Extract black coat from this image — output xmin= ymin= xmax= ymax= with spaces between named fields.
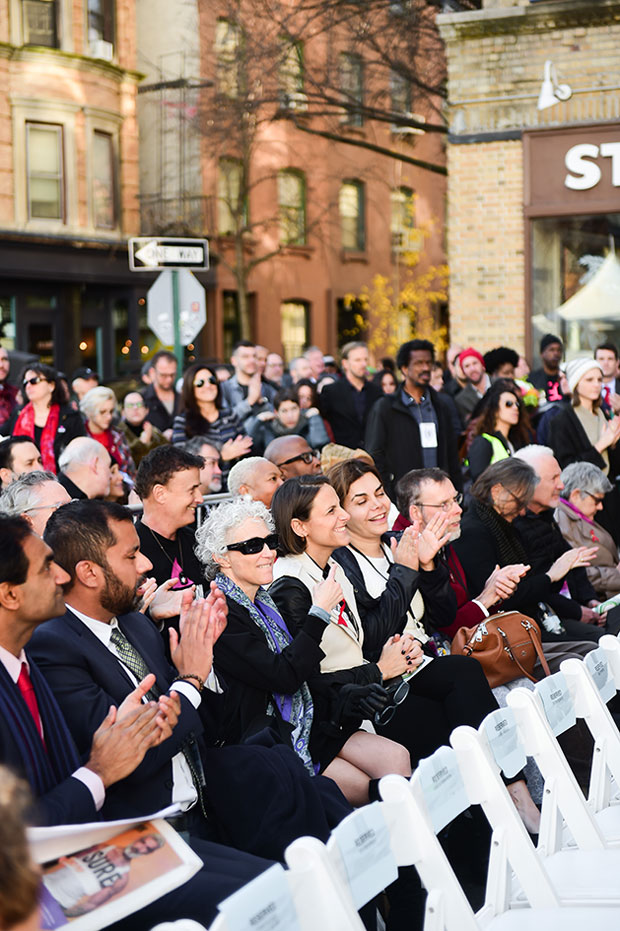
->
xmin=9 ymin=403 xmax=87 ymax=470
xmin=141 ymin=383 xmax=181 ymax=433
xmin=331 ymin=544 xmax=457 ymax=639
xmin=547 ymin=404 xmax=620 ymax=474
xmin=513 ymin=508 xmax=597 ymax=619
xmin=365 ymin=387 xmax=462 ymax=497
xmin=319 ymin=377 xmax=382 ymax=449
xmin=453 ymin=504 xmax=555 ymax=619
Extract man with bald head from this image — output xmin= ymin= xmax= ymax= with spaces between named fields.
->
xmin=57 ymin=437 xmax=112 ymax=500
xmin=264 ymin=435 xmax=321 ymax=479
xmin=227 ymin=456 xmax=283 ymax=507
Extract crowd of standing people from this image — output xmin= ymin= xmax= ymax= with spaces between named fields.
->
xmin=0 ymin=331 xmax=619 ymax=930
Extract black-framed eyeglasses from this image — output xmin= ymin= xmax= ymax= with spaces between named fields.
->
xmin=417 ymin=492 xmax=463 ymax=511
xmin=194 ymin=376 xmax=218 ymax=389
xmin=276 ymin=449 xmax=320 ymax=467
xmin=23 ymin=376 xmax=47 ymax=388
xmin=374 ymin=677 xmax=410 ymax=726
xmin=226 ymin=533 xmax=279 ymax=555
xmin=587 ymin=492 xmax=605 ymax=505
xmin=500 ymin=484 xmax=527 ymax=511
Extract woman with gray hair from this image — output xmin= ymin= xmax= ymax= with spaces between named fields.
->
xmin=80 ymin=386 xmax=135 ymax=479
xmin=556 ymin=462 xmax=620 ymax=599
xmin=195 ymin=496 xmax=412 ymax=806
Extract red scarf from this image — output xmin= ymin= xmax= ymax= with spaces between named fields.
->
xmin=13 ymin=403 xmax=60 ymax=473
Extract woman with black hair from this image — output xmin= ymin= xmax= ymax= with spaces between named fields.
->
xmin=171 ymin=361 xmax=251 ymax=484
xmin=10 ymin=362 xmax=85 ymax=473
xmin=467 ymin=379 xmax=532 ymax=480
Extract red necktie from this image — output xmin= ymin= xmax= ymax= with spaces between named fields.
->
xmin=17 ymin=662 xmax=45 ymax=744
xmin=603 ymin=385 xmax=611 ymax=404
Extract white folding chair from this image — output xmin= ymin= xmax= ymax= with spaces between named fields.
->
xmin=208 ymin=840 xmax=364 ymax=931
xmin=379 ymin=755 xmax=620 ymax=931
xmin=559 ymin=645 xmax=620 ymax=840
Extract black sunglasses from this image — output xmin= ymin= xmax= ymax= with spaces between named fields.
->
xmin=194 ymin=376 xmax=219 ymax=388
xmin=23 ymin=375 xmax=47 ymax=388
xmin=277 ymin=449 xmax=320 ymax=467
xmin=226 ymin=533 xmax=279 ymax=555
xmin=374 ymin=676 xmax=410 ymax=726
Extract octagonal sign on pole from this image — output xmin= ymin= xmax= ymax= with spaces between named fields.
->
xmin=147 ymin=269 xmax=206 ymax=364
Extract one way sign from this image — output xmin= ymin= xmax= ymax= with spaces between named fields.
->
xmin=129 ymin=237 xmax=209 ymax=271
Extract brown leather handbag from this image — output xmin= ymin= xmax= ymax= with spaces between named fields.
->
xmin=451 ymin=611 xmax=551 ymax=688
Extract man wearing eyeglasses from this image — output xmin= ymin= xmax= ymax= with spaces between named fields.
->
xmin=264 ymin=435 xmax=322 ymax=480
xmin=396 ymin=467 xmax=528 ymax=639
xmin=0 ymin=470 xmax=71 ymax=536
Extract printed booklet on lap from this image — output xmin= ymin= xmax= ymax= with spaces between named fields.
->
xmin=28 ymin=808 xmax=202 ymax=931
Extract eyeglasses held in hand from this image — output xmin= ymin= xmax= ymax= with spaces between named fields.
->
xmin=226 ymin=533 xmax=279 ymax=555
xmin=276 ymin=449 xmax=320 ymax=467
xmin=374 ymin=676 xmax=410 ymax=726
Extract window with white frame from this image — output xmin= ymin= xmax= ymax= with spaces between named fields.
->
xmin=22 ymin=0 xmax=58 ymax=47
xmin=92 ymin=131 xmax=116 ymax=228
xmin=27 ymin=122 xmax=64 ymax=220
xmin=278 ymin=170 xmax=306 ymax=245
xmin=218 ymin=157 xmax=246 ymax=235
xmin=339 ymin=180 xmax=365 ymax=251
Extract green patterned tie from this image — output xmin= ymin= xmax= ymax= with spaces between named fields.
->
xmin=110 ymin=626 xmax=160 ymax=700
xmin=110 ymin=624 xmax=208 ymax=818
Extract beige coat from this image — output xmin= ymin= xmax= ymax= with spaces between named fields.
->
xmin=271 ymin=552 xmax=367 ymax=674
xmin=555 ymin=498 xmax=620 ymax=600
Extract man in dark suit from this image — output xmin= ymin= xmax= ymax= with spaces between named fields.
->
xmin=0 ymin=513 xmax=271 ymax=929
xmin=319 ymin=341 xmax=382 ymax=448
xmin=30 ymin=500 xmax=352 ymax=862
xmin=365 ymin=339 xmax=462 ymax=497
xmin=595 ymin=342 xmax=620 ymax=414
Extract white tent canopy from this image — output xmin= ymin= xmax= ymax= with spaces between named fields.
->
xmin=557 ymin=250 xmax=620 ymax=321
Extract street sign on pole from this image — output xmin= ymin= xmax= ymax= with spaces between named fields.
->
xmin=147 ymin=269 xmax=206 ymax=369
xmin=129 ymin=237 xmax=209 ymax=271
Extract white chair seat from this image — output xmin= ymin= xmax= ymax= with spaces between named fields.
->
xmin=511 ymin=848 xmax=620 ymax=905
xmin=486 ymin=907 xmax=620 ymax=931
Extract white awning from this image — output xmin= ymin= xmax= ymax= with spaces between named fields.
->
xmin=557 ymin=250 xmax=620 ymax=321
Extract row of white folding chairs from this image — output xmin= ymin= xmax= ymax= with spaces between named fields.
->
xmin=176 ymin=633 xmax=620 ymax=931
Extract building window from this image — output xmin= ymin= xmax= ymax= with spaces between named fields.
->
xmin=22 ymin=0 xmax=58 ymax=47
xmin=390 ymin=70 xmax=411 ymax=117
xmin=92 ymin=131 xmax=116 ymax=228
xmin=390 ymin=186 xmax=415 ymax=252
xmin=215 ymin=19 xmax=242 ymax=98
xmin=278 ymin=170 xmax=306 ymax=246
xmin=340 ymin=53 xmax=364 ymax=127
xmin=26 ymin=123 xmax=64 ymax=221
xmin=281 ymin=302 xmax=309 ymax=361
xmin=279 ymin=40 xmax=305 ymax=108
xmin=218 ymin=158 xmax=246 ymax=235
xmin=339 ymin=180 xmax=365 ymax=251
xmin=87 ymin=0 xmax=114 ymax=42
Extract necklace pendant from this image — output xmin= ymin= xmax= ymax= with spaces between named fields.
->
xmin=178 ymin=573 xmax=188 ymax=586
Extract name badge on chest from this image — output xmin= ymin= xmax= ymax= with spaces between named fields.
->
xmin=420 ymin=421 xmax=438 ymax=448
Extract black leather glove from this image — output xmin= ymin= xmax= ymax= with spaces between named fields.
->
xmin=333 ymin=683 xmax=391 ymax=727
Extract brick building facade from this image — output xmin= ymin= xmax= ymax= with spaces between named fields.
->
xmin=438 ymin=0 xmax=620 ymax=362
xmin=0 ymin=0 xmax=157 ymax=378
xmin=136 ymin=0 xmax=447 ymax=363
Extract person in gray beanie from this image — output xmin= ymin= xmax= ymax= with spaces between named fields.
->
xmin=548 ymin=355 xmax=620 ymax=543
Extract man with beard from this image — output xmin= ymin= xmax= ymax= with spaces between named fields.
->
xmin=28 ymin=501 xmax=354 ymax=873
xmin=365 ymin=340 xmax=462 ymax=498
xmin=395 ymin=467 xmax=527 ymax=638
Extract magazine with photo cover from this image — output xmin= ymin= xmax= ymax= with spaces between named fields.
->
xmin=33 ymin=817 xmax=202 ymax=931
